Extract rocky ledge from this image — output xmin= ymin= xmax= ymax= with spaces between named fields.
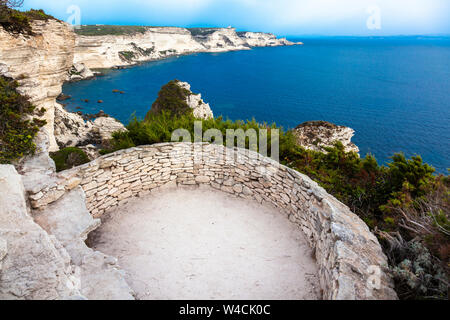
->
xmin=293 ymin=121 xmax=360 ymax=154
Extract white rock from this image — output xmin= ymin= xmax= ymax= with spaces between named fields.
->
xmin=0 ymin=165 xmax=80 ymax=300
xmin=176 ymin=81 xmax=214 ymax=120
xmin=293 ymin=121 xmax=360 ymax=154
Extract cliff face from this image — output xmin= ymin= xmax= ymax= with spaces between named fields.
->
xmin=0 ymin=20 xmax=76 ymax=152
xmin=293 ymin=121 xmax=360 ymax=154
xmin=74 ymin=27 xmax=299 ymax=70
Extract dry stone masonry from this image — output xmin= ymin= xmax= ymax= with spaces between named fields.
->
xmin=29 ymin=142 xmax=398 ymax=300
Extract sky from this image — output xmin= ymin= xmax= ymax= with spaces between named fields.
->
xmin=22 ymin=0 xmax=450 ymax=36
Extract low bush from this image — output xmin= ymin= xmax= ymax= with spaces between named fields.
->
xmin=50 ymin=147 xmax=90 ymax=172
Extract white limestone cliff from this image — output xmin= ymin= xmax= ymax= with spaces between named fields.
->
xmin=0 ymin=20 xmax=76 ymax=152
xmin=74 ymin=27 xmax=300 ymax=71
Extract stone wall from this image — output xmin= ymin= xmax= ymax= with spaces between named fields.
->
xmin=29 ymin=142 xmax=397 ymax=300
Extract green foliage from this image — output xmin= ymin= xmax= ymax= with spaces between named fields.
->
xmin=50 ymin=147 xmax=90 ymax=172
xmin=0 ymin=6 xmax=55 ymax=34
xmin=0 ymin=76 xmax=46 ymax=164
xmin=74 ymin=25 xmax=150 ymax=36
xmin=145 ymin=80 xmax=193 ymax=118
xmin=119 ymin=51 xmax=136 ymax=62
xmin=390 ymin=240 xmax=448 ymax=300
xmin=103 ymin=111 xmax=294 ymax=158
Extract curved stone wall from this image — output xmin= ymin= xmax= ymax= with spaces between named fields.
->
xmin=31 ymin=142 xmax=397 ymax=300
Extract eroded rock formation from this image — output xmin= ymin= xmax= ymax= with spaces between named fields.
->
xmin=293 ymin=121 xmax=360 ymax=154
xmin=0 ymin=165 xmax=81 ymax=299
xmin=54 ymin=104 xmax=126 ymax=150
xmin=177 ymin=81 xmax=214 ymax=119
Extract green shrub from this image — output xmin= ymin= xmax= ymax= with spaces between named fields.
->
xmin=0 ymin=6 xmax=55 ymax=34
xmin=146 ymin=80 xmax=192 ymax=118
xmin=119 ymin=51 xmax=136 ymax=62
xmin=50 ymin=147 xmax=90 ymax=172
xmin=75 ymin=25 xmax=150 ymax=36
xmin=0 ymin=76 xmax=46 ymax=164
xmin=385 ymin=238 xmax=448 ymax=300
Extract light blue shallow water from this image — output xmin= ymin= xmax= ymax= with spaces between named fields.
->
xmin=62 ymin=37 xmax=450 ymax=173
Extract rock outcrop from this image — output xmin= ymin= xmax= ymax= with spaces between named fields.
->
xmin=74 ymin=27 xmax=299 ymax=70
xmin=0 ymin=20 xmax=76 ymax=152
xmin=33 ymin=187 xmax=135 ymax=299
xmin=293 ymin=121 xmax=360 ymax=154
xmin=68 ymin=62 xmax=95 ymax=81
xmin=176 ymin=81 xmax=214 ymax=119
xmin=238 ymin=31 xmax=302 ymax=46
xmin=54 ymin=104 xmax=126 ymax=150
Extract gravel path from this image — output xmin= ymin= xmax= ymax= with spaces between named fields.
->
xmin=91 ymin=187 xmax=321 ymax=300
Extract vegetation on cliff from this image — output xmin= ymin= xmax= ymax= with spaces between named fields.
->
xmin=0 ymin=76 xmax=46 ymax=164
xmin=0 ymin=1 xmax=55 ymax=34
xmin=145 ymin=80 xmax=193 ymax=118
xmin=103 ymin=80 xmax=449 ymax=299
xmin=74 ymin=25 xmax=150 ymax=36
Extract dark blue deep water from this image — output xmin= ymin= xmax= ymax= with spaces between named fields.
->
xmin=62 ymin=37 xmax=450 ymax=173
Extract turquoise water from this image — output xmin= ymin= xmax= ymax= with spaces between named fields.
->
xmin=62 ymin=37 xmax=450 ymax=173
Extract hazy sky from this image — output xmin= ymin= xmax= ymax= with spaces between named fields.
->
xmin=23 ymin=0 xmax=450 ymax=36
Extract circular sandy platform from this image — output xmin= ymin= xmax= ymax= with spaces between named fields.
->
xmin=90 ymin=187 xmax=321 ymax=300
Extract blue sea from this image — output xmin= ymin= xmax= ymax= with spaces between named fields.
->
xmin=62 ymin=37 xmax=450 ymax=173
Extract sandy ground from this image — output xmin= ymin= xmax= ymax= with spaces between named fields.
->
xmin=91 ymin=187 xmax=321 ymax=300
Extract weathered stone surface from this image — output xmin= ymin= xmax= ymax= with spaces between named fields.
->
xmin=32 ymin=187 xmax=134 ymax=300
xmin=79 ymin=252 xmax=135 ymax=300
xmin=0 ymin=165 xmax=80 ymax=300
xmin=293 ymin=121 xmax=360 ymax=154
xmin=54 ymin=104 xmax=126 ymax=151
